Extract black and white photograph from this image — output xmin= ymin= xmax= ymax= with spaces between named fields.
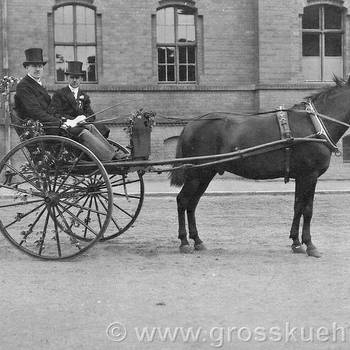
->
xmin=1 ymin=0 xmax=350 ymax=349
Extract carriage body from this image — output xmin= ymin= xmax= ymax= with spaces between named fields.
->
xmin=0 ymin=91 xmax=148 ymax=260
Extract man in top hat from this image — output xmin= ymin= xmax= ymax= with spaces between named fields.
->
xmin=48 ymin=61 xmax=118 ymax=161
xmin=15 ymin=48 xmax=65 ymax=134
xmin=48 ymin=61 xmax=110 ymax=138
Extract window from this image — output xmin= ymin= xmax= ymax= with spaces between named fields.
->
xmin=156 ymin=5 xmax=197 ymax=83
xmin=54 ymin=4 xmax=97 ymax=82
xmin=302 ymin=4 xmax=343 ymax=81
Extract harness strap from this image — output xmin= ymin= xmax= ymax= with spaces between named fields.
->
xmin=276 ymin=107 xmax=292 ymax=183
xmin=304 ymin=100 xmax=340 ymax=153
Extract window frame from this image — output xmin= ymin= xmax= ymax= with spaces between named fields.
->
xmin=156 ymin=3 xmax=198 ymax=84
xmin=53 ymin=2 xmax=98 ymax=83
xmin=302 ymin=3 xmax=344 ymax=81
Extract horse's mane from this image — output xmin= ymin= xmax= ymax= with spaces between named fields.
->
xmin=307 ymin=75 xmax=350 ymax=102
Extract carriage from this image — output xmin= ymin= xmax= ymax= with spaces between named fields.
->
xmin=1 ymin=76 xmax=350 ymax=260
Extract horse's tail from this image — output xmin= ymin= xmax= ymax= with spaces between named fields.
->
xmin=169 ymin=132 xmax=185 ymax=187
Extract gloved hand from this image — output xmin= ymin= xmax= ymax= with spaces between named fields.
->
xmin=61 ymin=115 xmax=87 ymax=129
xmin=62 ymin=119 xmax=78 ymax=129
xmin=75 ymin=115 xmax=87 ymax=125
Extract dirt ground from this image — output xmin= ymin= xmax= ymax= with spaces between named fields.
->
xmin=1 ymin=193 xmax=350 ymax=350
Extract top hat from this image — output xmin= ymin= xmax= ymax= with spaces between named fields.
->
xmin=65 ymin=61 xmax=85 ymax=76
xmin=23 ymin=48 xmax=47 ymax=67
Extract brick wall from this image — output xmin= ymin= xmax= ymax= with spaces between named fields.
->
xmin=1 ymin=0 xmax=350 ymax=178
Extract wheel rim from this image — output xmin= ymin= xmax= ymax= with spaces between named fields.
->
xmin=0 ymin=136 xmax=113 ymax=260
xmin=99 ymin=140 xmax=144 ymax=241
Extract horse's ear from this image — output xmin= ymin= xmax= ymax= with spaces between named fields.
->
xmin=333 ymin=74 xmax=343 ymax=86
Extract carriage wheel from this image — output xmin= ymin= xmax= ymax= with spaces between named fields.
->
xmin=97 ymin=140 xmax=144 ymax=241
xmin=0 ymin=136 xmax=113 ymax=260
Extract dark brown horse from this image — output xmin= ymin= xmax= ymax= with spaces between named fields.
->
xmin=170 ymin=77 xmax=350 ymax=258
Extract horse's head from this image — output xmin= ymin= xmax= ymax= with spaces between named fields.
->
xmin=309 ymin=75 xmax=350 ymax=117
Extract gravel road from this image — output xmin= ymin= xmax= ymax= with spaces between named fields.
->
xmin=1 ymin=193 xmax=349 ymax=349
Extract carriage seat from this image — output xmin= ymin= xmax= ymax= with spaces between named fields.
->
xmin=7 ymin=92 xmax=25 ymax=137
xmin=130 ymin=113 xmax=152 ymax=160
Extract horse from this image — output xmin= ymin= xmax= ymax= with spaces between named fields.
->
xmin=169 ymin=76 xmax=350 ymax=258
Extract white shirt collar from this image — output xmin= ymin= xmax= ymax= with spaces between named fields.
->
xmin=28 ymin=74 xmax=42 ymax=85
xmin=69 ymin=85 xmax=79 ymax=99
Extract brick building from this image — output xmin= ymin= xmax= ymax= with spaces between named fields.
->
xmin=1 ymin=0 xmax=350 ymax=171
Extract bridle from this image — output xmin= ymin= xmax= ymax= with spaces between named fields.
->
xmin=303 ymin=100 xmax=350 ymax=154
xmin=304 ymin=100 xmax=350 ymax=129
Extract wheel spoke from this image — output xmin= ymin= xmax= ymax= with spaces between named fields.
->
xmin=57 ymin=203 xmax=100 ymax=237
xmin=0 ymin=183 xmax=43 ymax=197
xmin=38 ymin=210 xmax=50 ymax=255
xmin=97 ymin=195 xmax=122 ymax=231
xmin=93 ymin=196 xmax=103 ymax=230
xmin=51 ymin=206 xmax=62 ymax=257
xmin=54 ymin=152 xmax=88 ymax=192
xmin=100 ymin=192 xmax=134 ymax=218
xmin=112 ymin=192 xmax=141 ymax=200
xmin=6 ymin=202 xmax=45 ymax=230
xmin=58 ymin=198 xmax=108 ymax=216
xmin=0 ymin=199 xmax=43 ymax=209
xmin=82 ymin=196 xmax=95 ymax=238
xmin=57 ymin=169 xmax=100 ymax=195
xmin=54 ymin=204 xmax=86 ymax=245
xmin=19 ymin=205 xmax=47 ymax=245
xmin=4 ymin=162 xmax=45 ymax=193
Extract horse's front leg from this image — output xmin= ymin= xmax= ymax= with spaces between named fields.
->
xmin=290 ymin=182 xmax=306 ymax=254
xmin=301 ymin=182 xmax=321 ymax=258
xmin=292 ymin=176 xmax=321 ymax=257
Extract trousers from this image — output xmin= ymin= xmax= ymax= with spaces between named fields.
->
xmin=76 ymin=124 xmax=116 ymax=161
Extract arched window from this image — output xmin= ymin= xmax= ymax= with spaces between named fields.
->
xmin=53 ymin=3 xmax=97 ymax=82
xmin=302 ymin=4 xmax=344 ymax=81
xmin=156 ymin=2 xmax=197 ymax=83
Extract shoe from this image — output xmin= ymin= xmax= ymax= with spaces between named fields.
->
xmin=112 ymin=152 xmax=129 ymax=161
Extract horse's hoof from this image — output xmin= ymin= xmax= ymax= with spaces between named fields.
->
xmin=194 ymin=243 xmax=207 ymax=251
xmin=306 ymin=247 xmax=322 ymax=258
xmin=179 ymin=245 xmax=192 ymax=254
xmin=291 ymin=244 xmax=306 ymax=254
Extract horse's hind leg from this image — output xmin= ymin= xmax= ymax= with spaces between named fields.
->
xmin=187 ymin=173 xmax=215 ymax=250
xmin=176 ymin=172 xmax=214 ymax=253
xmin=176 ymin=179 xmax=199 ymax=253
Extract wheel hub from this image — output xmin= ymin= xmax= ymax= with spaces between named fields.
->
xmin=44 ymin=192 xmax=59 ymax=205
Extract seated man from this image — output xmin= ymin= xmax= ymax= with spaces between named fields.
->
xmin=48 ymin=60 xmax=110 ymax=139
xmin=16 ymin=50 xmax=117 ymax=161
xmin=48 ymin=61 xmax=117 ymax=161
xmin=15 ymin=48 xmax=63 ymax=135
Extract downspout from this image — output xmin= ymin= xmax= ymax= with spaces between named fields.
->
xmin=2 ymin=0 xmax=11 ymax=159
xmin=2 ymin=0 xmax=9 ymax=76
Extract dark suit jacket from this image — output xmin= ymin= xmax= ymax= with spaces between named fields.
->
xmin=48 ymin=86 xmax=94 ymax=120
xmin=15 ymin=75 xmax=61 ymax=130
xmin=49 ymin=86 xmax=110 ymax=138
